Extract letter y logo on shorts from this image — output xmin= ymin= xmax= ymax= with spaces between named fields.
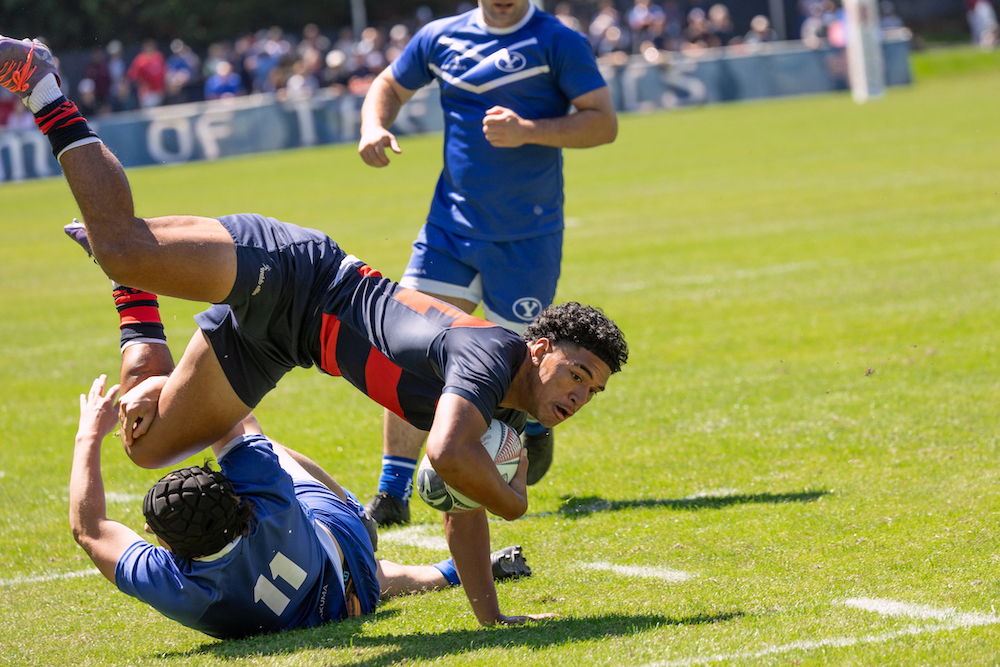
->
xmin=513 ymin=297 xmax=543 ymax=322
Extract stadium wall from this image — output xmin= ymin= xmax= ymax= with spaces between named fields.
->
xmin=0 ymin=36 xmax=911 ymax=184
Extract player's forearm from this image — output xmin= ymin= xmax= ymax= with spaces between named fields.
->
xmin=432 ymin=447 xmax=527 ymax=521
xmin=360 ymin=74 xmax=405 ymax=133
xmin=68 ymin=430 xmax=109 ymax=545
xmin=444 ymin=510 xmax=503 ymax=625
xmin=522 ymin=107 xmax=618 ymax=148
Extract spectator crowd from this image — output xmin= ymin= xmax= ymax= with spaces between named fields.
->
xmin=0 ymin=0 xmax=922 ymax=128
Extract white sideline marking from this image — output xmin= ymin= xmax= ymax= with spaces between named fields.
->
xmin=105 ymin=492 xmax=144 ymax=503
xmin=582 ymin=562 xmax=693 ymax=583
xmin=0 ymin=568 xmax=100 ymax=587
xmin=378 ymin=525 xmax=449 ymax=551
xmin=843 ymin=597 xmax=1000 ymax=626
xmin=639 ymin=598 xmax=1000 ymax=667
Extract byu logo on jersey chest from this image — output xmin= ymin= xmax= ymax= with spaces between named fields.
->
xmin=513 ymin=297 xmax=543 ymax=322
xmin=495 ymin=48 xmax=527 ymax=73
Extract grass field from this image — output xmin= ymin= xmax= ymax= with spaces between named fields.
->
xmin=2 ymin=47 xmax=999 ymax=666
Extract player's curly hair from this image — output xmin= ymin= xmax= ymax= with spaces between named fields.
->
xmin=142 ymin=462 xmax=255 ymax=559
xmin=522 ymin=302 xmax=628 ymax=373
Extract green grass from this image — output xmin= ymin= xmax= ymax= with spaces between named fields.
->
xmin=2 ymin=46 xmax=1000 ymax=665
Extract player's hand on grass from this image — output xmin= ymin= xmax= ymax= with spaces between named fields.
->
xmin=483 ymin=106 xmax=529 ymax=148
xmin=117 ymin=375 xmax=168 ymax=446
xmin=77 ymin=375 xmax=121 ymax=442
xmin=358 ymin=126 xmax=402 ymax=167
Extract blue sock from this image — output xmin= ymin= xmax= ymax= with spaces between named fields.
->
xmin=433 ymin=558 xmax=461 ymax=586
xmin=525 ymin=419 xmax=548 ymax=436
xmin=377 ymin=455 xmax=417 ymax=501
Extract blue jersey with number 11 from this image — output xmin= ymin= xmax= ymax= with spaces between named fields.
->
xmin=391 ymin=5 xmax=607 ymax=242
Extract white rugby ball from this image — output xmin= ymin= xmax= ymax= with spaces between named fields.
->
xmin=416 ymin=419 xmax=522 ymax=513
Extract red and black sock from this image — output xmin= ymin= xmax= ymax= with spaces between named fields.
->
xmin=34 ymin=97 xmax=99 ymax=157
xmin=113 ymin=285 xmax=166 ymax=351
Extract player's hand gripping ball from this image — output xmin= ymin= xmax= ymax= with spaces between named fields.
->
xmin=416 ymin=419 xmax=522 ymax=512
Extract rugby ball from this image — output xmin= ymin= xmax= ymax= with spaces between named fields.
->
xmin=416 ymin=419 xmax=522 ymax=513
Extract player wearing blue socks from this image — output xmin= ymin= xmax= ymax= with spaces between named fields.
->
xmin=358 ymin=0 xmax=618 ymax=524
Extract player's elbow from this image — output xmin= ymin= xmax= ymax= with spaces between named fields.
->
xmin=597 ymin=114 xmax=618 ymax=145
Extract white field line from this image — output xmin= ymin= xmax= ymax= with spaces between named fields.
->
xmin=378 ymin=524 xmax=449 ymax=551
xmin=582 ymin=562 xmax=693 ymax=583
xmin=843 ymin=597 xmax=1000 ymax=626
xmin=0 ymin=568 xmax=100 ymax=587
xmin=640 ymin=598 xmax=1000 ymax=667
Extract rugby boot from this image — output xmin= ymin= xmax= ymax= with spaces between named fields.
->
xmin=0 ymin=36 xmax=59 ymax=101
xmin=364 ymin=491 xmax=410 ymax=528
xmin=524 ymin=427 xmax=554 ymax=485
xmin=490 ymin=545 xmax=531 ymax=581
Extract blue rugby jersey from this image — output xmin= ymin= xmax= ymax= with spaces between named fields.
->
xmin=115 ymin=435 xmax=377 ymax=639
xmin=391 ymin=5 xmax=607 ymax=241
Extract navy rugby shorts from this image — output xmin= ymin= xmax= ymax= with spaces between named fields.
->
xmin=194 ymin=213 xmax=346 ymax=407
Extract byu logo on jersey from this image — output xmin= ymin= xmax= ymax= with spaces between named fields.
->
xmin=513 ymin=297 xmax=543 ymax=322
xmin=495 ymin=48 xmax=527 ymax=73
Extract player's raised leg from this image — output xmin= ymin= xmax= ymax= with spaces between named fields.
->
xmin=0 ymin=36 xmax=236 ymax=304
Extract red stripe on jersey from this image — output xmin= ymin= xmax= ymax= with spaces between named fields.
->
xmin=319 ymin=313 xmax=343 ymax=377
xmin=357 ymin=264 xmax=382 ymax=278
xmin=365 ymin=348 xmax=404 ymax=419
xmin=393 ymin=288 xmax=493 ymax=328
xmin=118 ymin=306 xmax=162 ymax=326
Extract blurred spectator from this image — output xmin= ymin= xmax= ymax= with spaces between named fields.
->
xmin=683 ymin=7 xmax=719 ymax=51
xmin=204 ymin=60 xmax=245 ymax=99
xmin=708 ymin=4 xmax=737 ymax=46
xmin=165 ymin=39 xmax=202 ymax=104
xmin=967 ymin=0 xmax=999 ymax=48
xmin=84 ymin=48 xmax=112 ymax=111
xmin=321 ymin=49 xmax=352 ymax=89
xmin=76 ymin=78 xmax=100 ymax=117
xmin=554 ymin=3 xmax=583 ymax=33
xmin=127 ymin=39 xmax=166 ymax=108
xmin=589 ymin=0 xmax=628 ymax=56
xmin=744 ymin=14 xmax=778 ymax=44
xmin=629 ymin=0 xmax=666 ymax=52
xmin=879 ymin=1 xmax=905 ymax=30
xmin=106 ymin=40 xmax=126 ymax=89
xmin=800 ymin=0 xmax=827 ymax=48
xmin=385 ymin=23 xmax=411 ymax=62
xmin=110 ymin=77 xmax=139 ymax=113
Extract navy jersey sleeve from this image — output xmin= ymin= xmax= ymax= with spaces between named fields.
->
xmin=439 ymin=327 xmax=527 ymax=425
xmin=551 ymin=24 xmax=608 ymax=101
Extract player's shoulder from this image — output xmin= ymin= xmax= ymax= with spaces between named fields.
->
xmin=415 ymin=9 xmax=478 ymax=40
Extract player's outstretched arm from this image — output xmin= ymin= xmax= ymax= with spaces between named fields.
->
xmin=358 ymin=69 xmax=415 ymax=167
xmin=69 ymin=375 xmax=146 ymax=584
xmin=482 ymin=86 xmax=617 ymax=149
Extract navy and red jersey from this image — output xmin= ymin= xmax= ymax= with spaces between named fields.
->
xmin=195 ymin=214 xmax=527 ymax=433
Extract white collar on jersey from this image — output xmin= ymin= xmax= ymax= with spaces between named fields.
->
xmin=475 ymin=2 xmax=536 ymax=35
xmin=193 ymin=535 xmax=243 ymax=562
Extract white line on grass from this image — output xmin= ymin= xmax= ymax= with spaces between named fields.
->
xmin=0 ymin=568 xmax=100 ymax=587
xmin=638 ymin=598 xmax=1000 ymax=667
xmin=842 ymin=597 xmax=1000 ymax=626
xmin=378 ymin=525 xmax=449 ymax=550
xmin=582 ymin=562 xmax=693 ymax=582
